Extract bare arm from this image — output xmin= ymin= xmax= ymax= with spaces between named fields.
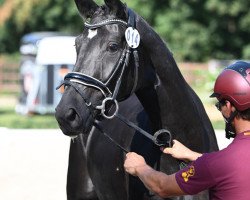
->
xmin=163 ymin=140 xmax=202 ymax=162
xmin=124 ymin=152 xmax=186 ymax=198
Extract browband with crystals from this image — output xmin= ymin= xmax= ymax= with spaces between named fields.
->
xmin=85 ymin=19 xmax=127 ymax=29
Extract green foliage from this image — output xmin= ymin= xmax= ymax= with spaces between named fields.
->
xmin=0 ymin=0 xmax=82 ymax=53
xmin=203 ymin=0 xmax=250 ymax=60
xmin=150 ymin=0 xmax=250 ymax=61
xmin=1 ymin=0 xmax=250 ymax=61
xmin=211 ymin=120 xmax=225 ymax=130
xmin=126 ymin=0 xmax=155 ymax=23
xmin=242 ymin=45 xmax=250 ymax=59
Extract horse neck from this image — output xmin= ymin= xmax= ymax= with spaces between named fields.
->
xmin=136 ymin=16 xmax=212 ymax=139
xmin=135 ymin=61 xmax=215 ymax=153
xmin=136 ymin=85 xmax=162 ymax=133
xmin=133 ymin=15 xmax=218 ymax=153
xmin=136 ymin=74 xmax=194 ymax=132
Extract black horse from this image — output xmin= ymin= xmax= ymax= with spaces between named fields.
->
xmin=55 ymin=0 xmax=218 ymax=199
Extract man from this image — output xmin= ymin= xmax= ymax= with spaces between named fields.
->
xmin=124 ymin=61 xmax=250 ymax=199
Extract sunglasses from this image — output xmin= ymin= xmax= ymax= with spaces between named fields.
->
xmin=215 ymin=101 xmax=226 ymax=111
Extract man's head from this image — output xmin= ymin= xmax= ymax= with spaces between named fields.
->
xmin=210 ymin=61 xmax=250 ymax=112
xmin=210 ymin=61 xmax=250 ymax=138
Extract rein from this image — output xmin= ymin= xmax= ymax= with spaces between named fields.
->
xmin=57 ymin=9 xmax=173 ymax=150
xmin=93 ymin=113 xmax=173 ymax=153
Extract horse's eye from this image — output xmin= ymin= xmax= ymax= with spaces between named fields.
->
xmin=108 ymin=43 xmax=119 ymax=52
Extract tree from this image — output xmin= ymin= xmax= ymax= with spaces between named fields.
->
xmin=0 ymin=0 xmax=82 ymax=53
xmin=1 ymin=0 xmax=250 ymax=61
xmin=152 ymin=0 xmax=210 ymax=61
xmin=204 ymin=0 xmax=250 ymax=60
xmin=146 ymin=0 xmax=250 ymax=61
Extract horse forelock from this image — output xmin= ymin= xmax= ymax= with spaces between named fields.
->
xmin=90 ymin=5 xmax=127 ymax=24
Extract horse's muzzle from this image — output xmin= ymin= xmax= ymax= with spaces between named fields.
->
xmin=55 ymin=106 xmax=86 ymax=136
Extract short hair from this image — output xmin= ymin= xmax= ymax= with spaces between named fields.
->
xmin=236 ymin=108 xmax=250 ymax=121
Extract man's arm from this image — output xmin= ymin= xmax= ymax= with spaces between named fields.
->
xmin=124 ymin=152 xmax=186 ymax=198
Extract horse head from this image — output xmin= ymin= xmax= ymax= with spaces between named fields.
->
xmin=55 ymin=0 xmax=156 ymax=137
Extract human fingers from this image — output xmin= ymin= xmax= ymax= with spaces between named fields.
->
xmin=172 ymin=139 xmax=179 ymax=146
xmin=161 ymin=139 xmax=180 ymax=153
xmin=125 ymin=152 xmax=143 ymax=165
xmin=162 ymin=147 xmax=173 ymax=155
xmin=124 ymin=152 xmax=145 ymax=176
xmin=124 ymin=153 xmax=134 ymax=171
xmin=125 ymin=152 xmax=139 ymax=159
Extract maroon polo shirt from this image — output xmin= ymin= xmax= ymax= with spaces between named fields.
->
xmin=175 ymin=132 xmax=250 ymax=200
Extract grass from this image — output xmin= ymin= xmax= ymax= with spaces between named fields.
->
xmin=185 ymin=68 xmax=226 ymax=130
xmin=211 ymin=120 xmax=225 ymax=130
xmin=0 ymin=107 xmax=59 ymax=129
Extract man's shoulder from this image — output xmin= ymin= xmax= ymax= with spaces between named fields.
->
xmin=200 ymin=144 xmax=247 ymax=172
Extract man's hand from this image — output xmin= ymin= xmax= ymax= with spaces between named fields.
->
xmin=162 ymin=139 xmax=202 ymax=161
xmin=124 ymin=151 xmax=185 ymax=198
xmin=124 ymin=152 xmax=148 ymax=176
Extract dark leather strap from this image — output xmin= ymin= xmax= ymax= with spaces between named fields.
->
xmin=65 ymin=73 xmax=112 ymax=97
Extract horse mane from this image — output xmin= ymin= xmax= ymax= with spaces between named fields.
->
xmin=135 ymin=14 xmax=184 ymax=84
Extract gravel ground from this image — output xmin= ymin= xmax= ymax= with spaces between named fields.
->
xmin=0 ymin=128 xmax=232 ymax=200
xmin=0 ymin=128 xmax=70 ymax=200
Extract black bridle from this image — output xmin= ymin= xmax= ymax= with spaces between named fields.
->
xmin=58 ymin=17 xmax=139 ymax=119
xmin=57 ymin=9 xmax=172 ymax=151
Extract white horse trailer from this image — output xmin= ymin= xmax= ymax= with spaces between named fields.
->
xmin=16 ymin=34 xmax=76 ymax=115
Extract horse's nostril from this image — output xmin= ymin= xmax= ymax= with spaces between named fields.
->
xmin=65 ymin=108 xmax=78 ymax=121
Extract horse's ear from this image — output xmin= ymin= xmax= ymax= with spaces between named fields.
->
xmin=74 ymin=0 xmax=99 ymax=19
xmin=104 ymin=0 xmax=127 ymax=19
